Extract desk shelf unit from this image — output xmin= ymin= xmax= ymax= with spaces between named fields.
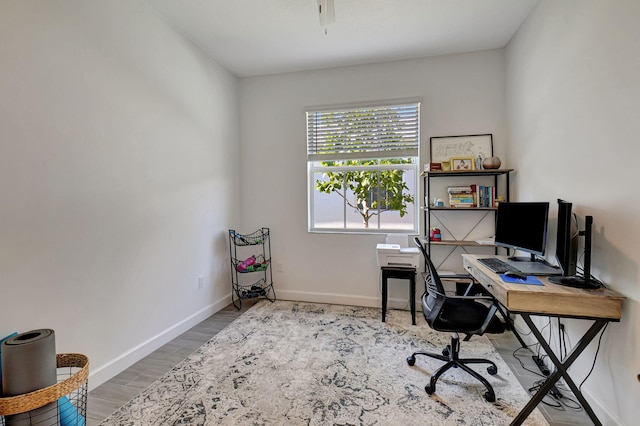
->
xmin=423 ymin=169 xmax=513 ymax=270
xmin=228 ymin=227 xmax=276 ymax=309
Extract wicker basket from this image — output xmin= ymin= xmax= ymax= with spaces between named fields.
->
xmin=0 ymin=353 xmax=89 ymax=424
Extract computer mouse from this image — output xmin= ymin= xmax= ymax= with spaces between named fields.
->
xmin=504 ymin=271 xmax=527 ymax=280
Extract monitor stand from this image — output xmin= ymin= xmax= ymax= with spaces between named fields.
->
xmin=505 ymin=255 xmax=561 ymax=275
xmin=549 ymin=216 xmax=600 ymax=289
xmin=509 ymin=256 xmax=535 ymax=262
xmin=548 ymin=275 xmax=601 ymax=289
xmin=508 ymin=253 xmax=550 ymax=265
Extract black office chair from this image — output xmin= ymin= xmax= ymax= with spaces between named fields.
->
xmin=407 ymin=237 xmax=506 ymax=402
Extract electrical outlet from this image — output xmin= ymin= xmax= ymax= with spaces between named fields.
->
xmin=276 ymin=262 xmax=283 ymax=272
xmin=198 ymin=276 xmax=204 ymax=289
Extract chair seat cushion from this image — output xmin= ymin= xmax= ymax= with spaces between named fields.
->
xmin=434 ymin=298 xmax=505 ymax=334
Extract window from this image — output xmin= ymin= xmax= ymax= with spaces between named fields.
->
xmin=307 ymin=100 xmax=420 ymax=233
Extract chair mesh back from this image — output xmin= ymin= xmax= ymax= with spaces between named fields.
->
xmin=413 ymin=237 xmax=446 ymax=297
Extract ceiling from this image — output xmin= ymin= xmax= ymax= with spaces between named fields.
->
xmin=144 ymin=0 xmax=539 ymax=78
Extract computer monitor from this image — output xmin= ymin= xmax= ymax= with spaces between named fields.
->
xmin=553 ymin=199 xmax=579 ymax=276
xmin=494 ymin=202 xmax=549 ymax=261
xmin=548 ymin=199 xmax=599 ymax=288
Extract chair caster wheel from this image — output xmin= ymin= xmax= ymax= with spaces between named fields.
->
xmin=484 ymin=391 xmax=495 ymax=402
xmin=425 ymin=384 xmax=435 ymax=395
xmin=406 ymin=355 xmax=416 ymax=366
xmin=487 ymin=365 xmax=497 ymax=375
xmin=442 ymin=347 xmax=450 ymax=357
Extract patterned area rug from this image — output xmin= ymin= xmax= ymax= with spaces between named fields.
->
xmin=99 ymin=301 xmax=548 ymax=425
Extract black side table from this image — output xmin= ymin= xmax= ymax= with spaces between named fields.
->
xmin=381 ymin=266 xmax=416 ymax=325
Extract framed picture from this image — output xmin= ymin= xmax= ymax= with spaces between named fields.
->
xmin=430 ymin=134 xmax=493 ymax=163
xmin=450 ymin=157 xmax=475 ymax=171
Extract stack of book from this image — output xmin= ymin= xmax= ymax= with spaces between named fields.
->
xmin=446 ymin=185 xmax=497 ymax=208
xmin=477 ymin=185 xmax=496 ymax=207
xmin=448 ymin=186 xmax=475 ymax=208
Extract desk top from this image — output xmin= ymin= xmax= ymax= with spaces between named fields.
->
xmin=462 ymin=254 xmax=625 ymax=320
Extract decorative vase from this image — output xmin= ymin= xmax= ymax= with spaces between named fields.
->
xmin=482 ymin=156 xmax=502 ymax=169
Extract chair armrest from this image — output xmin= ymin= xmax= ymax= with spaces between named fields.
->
xmin=477 ymin=303 xmax=501 ymax=335
xmin=440 ymin=294 xmax=503 ymax=337
xmin=443 ymin=294 xmax=496 ymax=302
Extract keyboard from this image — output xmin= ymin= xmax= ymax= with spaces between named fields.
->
xmin=477 ymin=257 xmax=521 ymax=274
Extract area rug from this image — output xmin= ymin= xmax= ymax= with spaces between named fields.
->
xmin=98 ymin=301 xmax=548 ymax=425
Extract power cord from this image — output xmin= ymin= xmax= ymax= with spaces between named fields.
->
xmin=510 ymin=318 xmax=583 ymax=411
xmin=527 ymin=378 xmax=582 ymax=410
xmin=526 ymin=319 xmax=610 ymax=412
xmin=579 ymin=322 xmax=609 ymax=393
xmin=512 ymin=345 xmax=546 ymax=378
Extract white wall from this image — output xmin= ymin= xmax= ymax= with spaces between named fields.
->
xmin=506 ymin=0 xmax=640 ymax=424
xmin=239 ymin=50 xmax=507 ymax=307
xmin=0 ymin=0 xmax=240 ymax=388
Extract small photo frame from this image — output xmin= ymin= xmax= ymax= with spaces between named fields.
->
xmin=451 ymin=157 xmax=475 ymax=171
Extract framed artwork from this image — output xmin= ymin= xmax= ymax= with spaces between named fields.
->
xmin=450 ymin=157 xmax=475 ymax=171
xmin=430 ymin=134 xmax=493 ymax=163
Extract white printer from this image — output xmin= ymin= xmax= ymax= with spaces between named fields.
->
xmin=376 ymin=235 xmax=421 ymax=269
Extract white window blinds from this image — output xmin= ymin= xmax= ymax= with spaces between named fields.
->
xmin=306 ymin=101 xmax=420 ymax=161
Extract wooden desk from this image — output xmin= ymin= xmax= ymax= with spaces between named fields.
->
xmin=462 ymin=255 xmax=623 ymax=319
xmin=462 ymin=254 xmax=625 ymax=426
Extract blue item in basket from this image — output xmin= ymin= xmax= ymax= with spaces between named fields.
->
xmin=59 ymin=396 xmax=86 ymax=426
xmin=0 ymin=331 xmax=19 ymax=395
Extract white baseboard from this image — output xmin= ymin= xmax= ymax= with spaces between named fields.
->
xmin=276 ymin=289 xmax=417 ymax=312
xmin=88 ymin=295 xmax=231 ymax=390
xmin=276 ymin=289 xmax=378 ymax=308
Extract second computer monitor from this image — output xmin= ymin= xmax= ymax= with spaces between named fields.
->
xmin=494 ymin=202 xmax=550 ymax=261
xmin=554 ymin=199 xmax=579 ymax=276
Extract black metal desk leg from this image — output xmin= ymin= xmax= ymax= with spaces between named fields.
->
xmin=511 ymin=314 xmax=608 ymax=426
